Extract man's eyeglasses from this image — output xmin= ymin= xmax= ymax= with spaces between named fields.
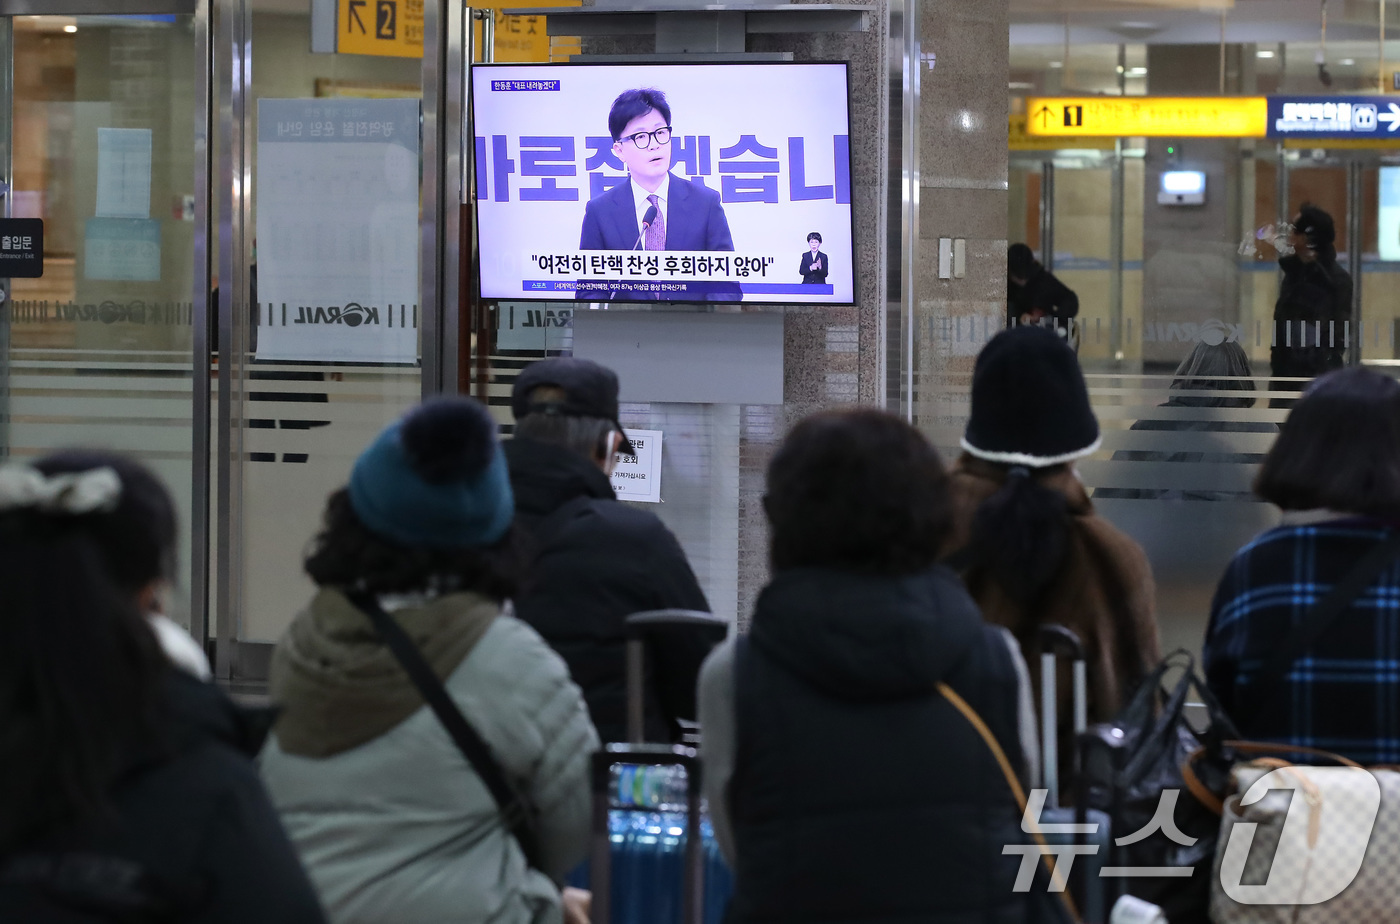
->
xmin=622 ymin=126 xmax=673 ymax=148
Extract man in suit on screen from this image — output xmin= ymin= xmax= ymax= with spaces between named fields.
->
xmin=578 ymin=88 xmax=735 ymax=254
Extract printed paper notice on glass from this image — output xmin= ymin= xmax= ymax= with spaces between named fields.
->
xmin=96 ymin=128 xmax=153 ymax=219
xmin=255 ymin=98 xmax=421 ymax=363
xmin=612 ymin=429 xmax=662 ymax=504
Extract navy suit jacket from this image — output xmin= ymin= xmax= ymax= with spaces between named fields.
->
xmin=579 ymin=174 xmax=734 ymax=251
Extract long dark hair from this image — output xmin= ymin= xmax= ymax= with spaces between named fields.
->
xmin=968 ymin=464 xmax=1072 ymax=603
xmin=305 ymin=489 xmax=520 ymax=601
xmin=0 ymin=454 xmax=170 ymax=852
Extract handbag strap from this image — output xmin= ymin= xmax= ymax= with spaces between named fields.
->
xmin=1237 ymin=531 xmax=1400 ymax=732
xmin=937 ymin=682 xmax=1082 ymax=924
xmin=349 ymin=591 xmax=544 ymax=872
xmin=1180 ymin=740 xmax=1363 ymax=816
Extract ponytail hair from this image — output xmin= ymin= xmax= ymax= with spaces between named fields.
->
xmin=0 ymin=462 xmax=166 ymax=852
xmin=968 ymin=465 xmax=1071 ymax=603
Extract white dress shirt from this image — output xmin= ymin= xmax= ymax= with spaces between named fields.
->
xmin=631 ymin=173 xmax=671 ymax=250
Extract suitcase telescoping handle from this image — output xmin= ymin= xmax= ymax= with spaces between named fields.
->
xmin=1038 ymin=624 xmax=1087 ymax=810
xmin=590 ymin=743 xmax=704 ymax=924
xmin=624 ymin=610 xmax=729 ymax=745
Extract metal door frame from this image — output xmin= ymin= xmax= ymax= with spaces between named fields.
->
xmin=210 ymin=0 xmax=460 ymax=684
xmin=0 ymin=0 xmax=212 ymax=650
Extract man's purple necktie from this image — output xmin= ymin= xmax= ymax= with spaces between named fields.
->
xmin=645 ymin=194 xmax=666 ymax=251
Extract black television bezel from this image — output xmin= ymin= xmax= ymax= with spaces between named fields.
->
xmin=468 ymin=59 xmax=858 ymax=308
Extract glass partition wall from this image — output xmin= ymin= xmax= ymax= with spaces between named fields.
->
xmin=221 ymin=3 xmax=429 ymax=685
xmin=0 ymin=7 xmax=204 ymax=633
xmin=1000 ymin=136 xmax=1400 ymax=658
xmin=0 ymin=0 xmax=460 ymax=689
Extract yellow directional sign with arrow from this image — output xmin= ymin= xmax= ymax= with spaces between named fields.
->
xmin=339 ymin=0 xmax=424 ymax=58
xmin=1025 ymin=97 xmax=1268 ymax=138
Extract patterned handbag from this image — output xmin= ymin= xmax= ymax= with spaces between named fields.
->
xmin=1204 ymin=752 xmax=1400 ymax=922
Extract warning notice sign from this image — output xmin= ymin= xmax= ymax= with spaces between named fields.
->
xmin=611 ymin=429 xmax=662 ymax=504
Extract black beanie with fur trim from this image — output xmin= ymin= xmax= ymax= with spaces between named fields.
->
xmin=962 ymin=325 xmax=1101 ymax=467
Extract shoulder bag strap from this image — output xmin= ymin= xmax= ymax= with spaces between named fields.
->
xmin=348 ymin=591 xmax=545 ymax=872
xmin=1236 ymin=531 xmax=1400 ymax=732
xmin=938 ymin=682 xmax=1082 ymax=924
xmin=1181 ymin=739 xmax=1362 ymax=816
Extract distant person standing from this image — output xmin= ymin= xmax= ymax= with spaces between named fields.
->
xmin=799 ymin=232 xmax=829 ymax=285
xmin=1007 ymin=243 xmax=1079 ymax=337
xmin=1270 ymin=204 xmax=1352 ymax=393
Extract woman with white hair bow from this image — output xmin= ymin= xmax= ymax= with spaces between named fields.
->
xmin=0 ymin=452 xmax=326 ymax=923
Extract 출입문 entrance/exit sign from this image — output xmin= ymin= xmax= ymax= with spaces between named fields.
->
xmin=1024 ymin=97 xmax=1268 ymax=138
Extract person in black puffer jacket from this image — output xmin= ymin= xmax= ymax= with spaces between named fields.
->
xmin=0 ymin=454 xmax=324 ymax=924
xmin=506 ymin=357 xmax=719 ymax=744
xmin=700 ymin=409 xmax=1063 ymax=924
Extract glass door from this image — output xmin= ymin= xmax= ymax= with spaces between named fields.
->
xmin=0 ymin=5 xmax=207 ymax=639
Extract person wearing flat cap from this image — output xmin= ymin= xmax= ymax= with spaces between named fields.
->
xmin=939 ymin=326 xmax=1160 ymax=798
xmin=505 ymin=357 xmax=717 ymax=744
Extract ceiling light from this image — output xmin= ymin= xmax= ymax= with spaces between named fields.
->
xmin=1341 ymin=58 xmax=1355 ymax=66
xmin=1128 ymin=67 xmax=1148 ymax=77
xmin=63 ymin=25 xmax=77 ymax=33
xmin=1257 ymin=50 xmax=1275 ymax=59
xmin=1009 ymin=82 xmax=1034 ymax=90
xmin=1048 ymin=61 xmax=1064 ymax=69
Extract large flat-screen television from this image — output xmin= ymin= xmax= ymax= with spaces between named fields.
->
xmin=470 ymin=62 xmax=855 ymax=305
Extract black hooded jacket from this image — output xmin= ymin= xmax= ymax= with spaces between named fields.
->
xmin=1008 ymin=265 xmax=1079 ymax=327
xmin=505 ymin=437 xmax=715 ymax=743
xmin=0 ymin=671 xmax=325 ymax=923
xmin=727 ymin=566 xmax=1052 ymax=924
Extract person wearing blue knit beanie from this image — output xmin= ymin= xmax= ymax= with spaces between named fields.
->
xmin=260 ymin=397 xmax=598 ymax=924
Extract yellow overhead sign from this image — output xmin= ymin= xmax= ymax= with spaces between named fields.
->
xmin=1009 ymin=114 xmax=1114 ymax=151
xmin=1024 ymin=97 xmax=1268 ymax=138
xmin=339 ymin=0 xmax=424 ymax=58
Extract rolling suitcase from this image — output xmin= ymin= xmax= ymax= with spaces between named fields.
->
xmin=1037 ymin=625 xmax=1112 ymax=924
xmin=588 ymin=609 xmax=730 ymax=924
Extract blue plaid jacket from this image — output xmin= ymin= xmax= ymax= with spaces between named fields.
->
xmin=1204 ymin=517 xmax=1400 ymax=764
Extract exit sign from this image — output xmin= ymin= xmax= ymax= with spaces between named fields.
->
xmin=339 ymin=0 xmax=423 ymax=58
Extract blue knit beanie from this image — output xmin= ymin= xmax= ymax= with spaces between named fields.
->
xmin=348 ymin=398 xmax=514 ymax=549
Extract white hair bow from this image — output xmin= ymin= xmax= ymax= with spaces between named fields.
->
xmin=0 ymin=466 xmax=122 ymax=515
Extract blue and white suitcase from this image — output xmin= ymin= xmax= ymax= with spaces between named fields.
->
xmin=584 ymin=610 xmax=732 ymax=924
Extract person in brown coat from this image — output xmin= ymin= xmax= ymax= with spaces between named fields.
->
xmin=942 ymin=326 xmax=1161 ymax=795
